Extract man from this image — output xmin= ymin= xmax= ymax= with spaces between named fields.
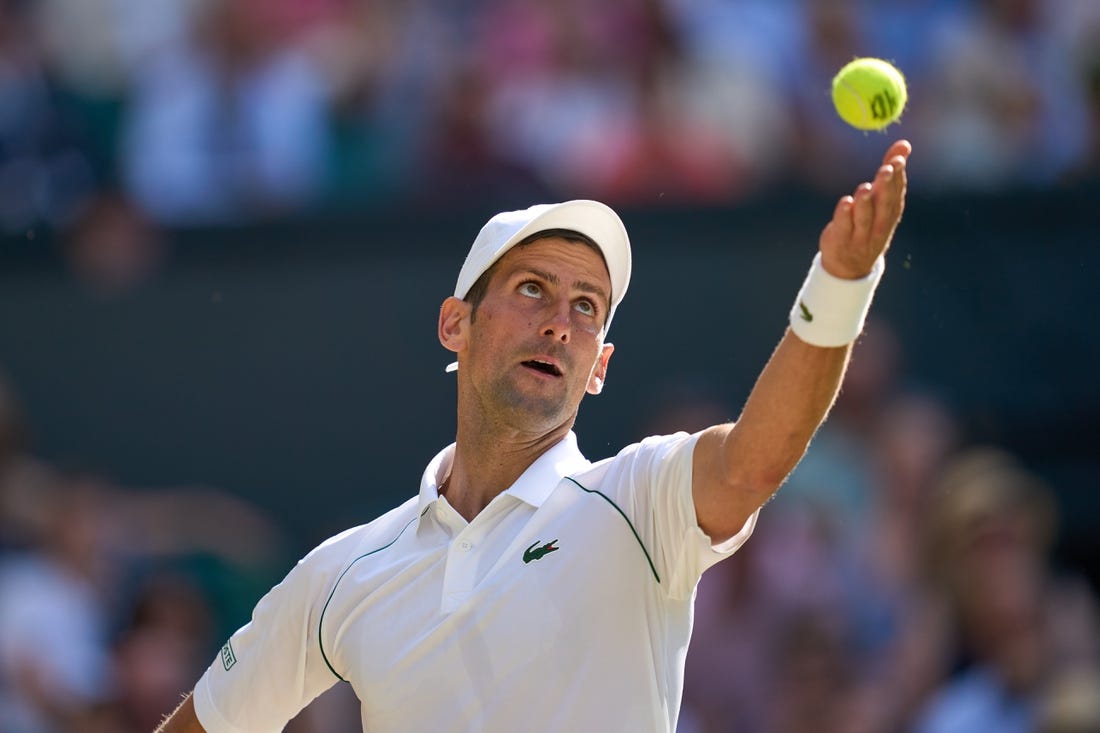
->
xmin=157 ymin=139 xmax=911 ymax=732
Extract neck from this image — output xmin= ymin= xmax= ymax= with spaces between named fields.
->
xmin=443 ymin=409 xmax=574 ymax=523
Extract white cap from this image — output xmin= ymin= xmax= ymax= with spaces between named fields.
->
xmin=446 ymin=200 xmax=632 ymax=372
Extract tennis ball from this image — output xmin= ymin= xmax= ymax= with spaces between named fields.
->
xmin=831 ymin=58 xmax=907 ymax=131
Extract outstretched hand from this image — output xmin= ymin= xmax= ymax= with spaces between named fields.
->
xmin=819 ymin=140 xmax=911 ymax=279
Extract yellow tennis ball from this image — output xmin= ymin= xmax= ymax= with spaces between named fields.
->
xmin=831 ymin=58 xmax=907 ymax=131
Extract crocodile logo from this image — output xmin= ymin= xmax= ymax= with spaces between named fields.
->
xmin=798 ymin=301 xmax=814 ymax=322
xmin=523 ymin=539 xmax=560 ymax=564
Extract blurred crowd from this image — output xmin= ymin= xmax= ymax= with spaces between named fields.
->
xmin=2 ymin=0 xmax=1100 ymax=731
xmin=0 ymin=372 xmax=294 ymax=732
xmin=658 ymin=322 xmax=1100 ymax=733
xmin=0 ymin=0 xmax=1099 ymax=241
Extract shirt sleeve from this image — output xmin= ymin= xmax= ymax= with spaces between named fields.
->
xmin=193 ymin=540 xmax=345 ymax=733
xmin=602 ymin=432 xmax=759 ymax=601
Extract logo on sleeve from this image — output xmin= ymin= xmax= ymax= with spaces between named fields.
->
xmin=221 ymin=640 xmax=237 ymax=671
xmin=523 ymin=539 xmax=560 ymax=564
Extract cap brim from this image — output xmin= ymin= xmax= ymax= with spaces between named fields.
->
xmin=455 ymin=200 xmax=630 ymax=309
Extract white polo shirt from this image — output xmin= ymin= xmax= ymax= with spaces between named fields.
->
xmin=193 ymin=431 xmax=758 ymax=732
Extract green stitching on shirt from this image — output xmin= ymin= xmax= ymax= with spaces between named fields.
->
xmin=564 ymin=476 xmax=661 ymax=584
xmin=318 ymin=515 xmax=419 ymax=681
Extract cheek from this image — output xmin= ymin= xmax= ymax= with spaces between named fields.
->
xmin=571 ymin=312 xmax=601 ymax=337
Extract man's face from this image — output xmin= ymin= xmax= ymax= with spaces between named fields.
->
xmin=457 ymin=237 xmax=614 ymax=432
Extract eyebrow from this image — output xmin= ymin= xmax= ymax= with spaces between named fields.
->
xmin=525 ymin=267 xmax=611 ymax=310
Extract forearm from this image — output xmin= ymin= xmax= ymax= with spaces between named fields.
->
xmin=694 ymin=330 xmax=850 ymax=540
xmin=692 ymin=140 xmax=910 ymax=543
xmin=731 ymin=329 xmax=850 ymax=481
xmin=155 ymin=693 xmax=206 ymax=733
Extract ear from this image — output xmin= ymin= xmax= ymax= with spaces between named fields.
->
xmin=439 ymin=297 xmax=471 ymax=354
xmin=586 ymin=343 xmax=615 ymax=395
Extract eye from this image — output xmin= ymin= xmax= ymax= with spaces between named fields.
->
xmin=519 ymin=282 xmax=542 ymax=298
xmin=574 ymin=299 xmax=597 ymax=317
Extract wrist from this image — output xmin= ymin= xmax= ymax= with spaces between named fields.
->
xmin=819 ymin=253 xmax=875 ymax=280
xmin=789 ymin=252 xmax=885 ymax=347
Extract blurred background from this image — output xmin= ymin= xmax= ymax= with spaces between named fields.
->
xmin=0 ymin=0 xmax=1097 ymax=731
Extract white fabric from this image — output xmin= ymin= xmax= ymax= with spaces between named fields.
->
xmin=193 ymin=431 xmax=757 ymax=733
xmin=789 ymin=252 xmax=886 ymax=347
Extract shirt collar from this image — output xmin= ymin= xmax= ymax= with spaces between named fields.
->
xmin=417 ymin=431 xmax=590 ymax=518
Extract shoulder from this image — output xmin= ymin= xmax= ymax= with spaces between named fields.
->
xmin=294 ymin=496 xmax=422 ymax=579
xmin=574 ymin=432 xmax=698 ymax=482
xmin=564 ymin=432 xmax=700 ymax=509
xmin=619 ymin=432 xmax=698 ymax=459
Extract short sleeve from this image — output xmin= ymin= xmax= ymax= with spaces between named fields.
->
xmin=193 ymin=544 xmax=343 ymax=733
xmin=594 ymin=432 xmax=758 ymax=601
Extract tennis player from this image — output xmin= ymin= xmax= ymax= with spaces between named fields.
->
xmin=157 ymin=140 xmax=911 ymax=733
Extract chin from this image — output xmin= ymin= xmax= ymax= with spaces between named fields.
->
xmin=488 ymin=374 xmax=582 ymax=426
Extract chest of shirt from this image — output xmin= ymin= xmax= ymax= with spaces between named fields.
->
xmin=320 ymin=482 xmax=663 ymax=715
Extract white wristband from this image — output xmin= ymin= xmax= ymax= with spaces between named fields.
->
xmin=789 ymin=253 xmax=885 ymax=347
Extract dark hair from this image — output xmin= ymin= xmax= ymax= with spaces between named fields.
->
xmin=464 ymin=229 xmax=608 ymax=322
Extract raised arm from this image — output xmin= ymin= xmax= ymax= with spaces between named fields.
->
xmin=693 ymin=140 xmax=912 ymax=543
xmin=155 ymin=693 xmax=206 ymax=733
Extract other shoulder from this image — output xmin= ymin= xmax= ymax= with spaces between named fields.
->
xmin=297 ymin=496 xmax=422 ymax=575
xmin=583 ymin=431 xmax=698 ymax=471
xmin=569 ymin=431 xmax=699 ymax=489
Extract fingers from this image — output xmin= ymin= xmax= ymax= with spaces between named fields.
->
xmin=883 ymin=139 xmax=912 ymax=165
xmin=870 ymin=150 xmax=908 ymax=243
xmin=818 ymin=142 xmax=911 ymax=278
xmin=818 ymin=193 xmax=852 ymax=256
xmin=832 ymin=195 xmax=854 ymax=232
xmin=846 ymin=139 xmax=910 ymax=229
xmin=852 ymin=181 xmax=874 ymax=242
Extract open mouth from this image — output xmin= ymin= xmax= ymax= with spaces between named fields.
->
xmin=521 ymin=359 xmax=563 ymax=377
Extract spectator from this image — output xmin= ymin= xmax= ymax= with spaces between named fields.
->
xmin=575 ymin=57 xmax=745 ymax=206
xmin=304 ymin=0 xmax=449 ymax=206
xmin=33 ymin=0 xmax=200 ymax=98
xmin=62 ymin=191 xmax=164 ymax=296
xmin=914 ymin=447 xmax=1100 ymax=733
xmin=416 ymin=60 xmax=551 ymax=206
xmin=916 ymin=0 xmax=1090 ymax=190
xmin=479 ymin=0 xmax=639 ymax=195
xmin=104 ymin=574 xmax=215 ymax=733
xmin=848 ymin=392 xmax=961 ymax=731
xmin=662 ymin=0 xmax=798 ymax=197
xmin=121 ymin=0 xmax=330 ymax=225
xmin=0 ymin=0 xmax=98 ymax=233
xmin=0 ymin=476 xmax=120 ymax=733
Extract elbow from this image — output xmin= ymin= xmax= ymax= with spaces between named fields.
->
xmin=731 ymin=456 xmax=800 ymax=501
xmin=751 ymin=460 xmax=796 ymax=494
xmin=703 ymin=469 xmax=783 ymax=538
xmin=754 ymin=433 xmax=812 ymax=493
xmin=722 ymin=426 xmax=809 ymax=494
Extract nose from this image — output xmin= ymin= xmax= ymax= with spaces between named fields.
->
xmin=540 ymin=301 xmax=571 ymax=344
